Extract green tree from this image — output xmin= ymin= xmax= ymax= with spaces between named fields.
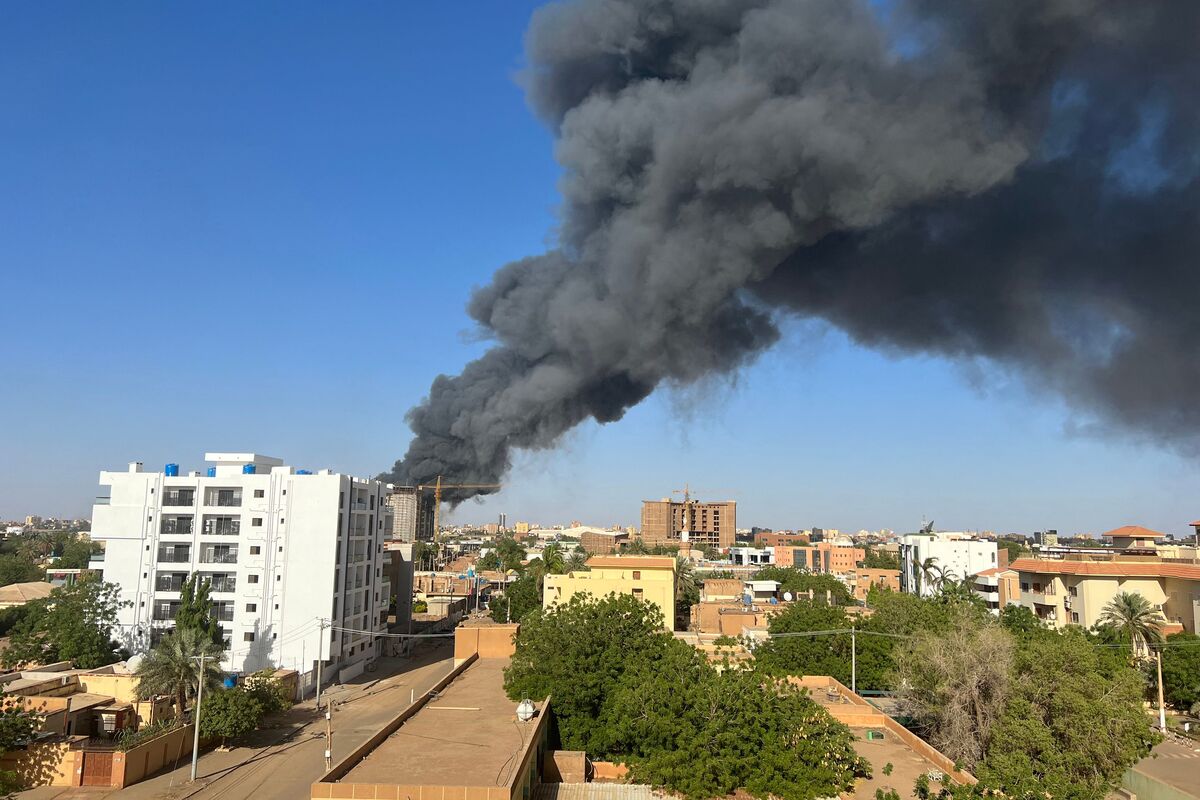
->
xmin=917 ymin=557 xmax=940 ymax=594
xmin=175 ymin=574 xmax=223 ymax=647
xmin=754 ymin=602 xmax=854 ymax=683
xmin=537 ymin=543 xmax=566 ymax=575
xmin=0 ymin=554 xmax=43 ymax=587
xmin=412 ymin=541 xmax=438 ymax=570
xmin=1098 ymin=591 xmax=1164 ymax=657
xmin=1160 ymin=633 xmax=1200 ymax=710
xmin=493 ymin=537 xmax=527 ymax=573
xmin=862 ymin=548 xmax=900 ymax=570
xmin=998 ymin=604 xmax=1043 ymax=636
xmin=198 ymin=688 xmax=264 ymax=746
xmin=53 ymin=537 xmax=98 ymax=570
xmin=477 ymin=550 xmax=502 ymax=571
xmin=674 ymin=555 xmax=699 ymax=628
xmin=242 ymin=673 xmax=292 ymax=714
xmin=488 ymin=574 xmax=541 ymax=624
xmin=2 ymin=578 xmax=126 ymax=668
xmin=0 ymin=690 xmax=41 ymax=795
xmin=135 ymin=627 xmax=225 ymax=714
xmin=565 ymin=551 xmax=588 ymax=572
xmin=504 ymin=593 xmax=670 ymax=751
xmin=996 ymin=540 xmax=1027 ymax=564
xmin=977 ymin=628 xmax=1157 ymax=799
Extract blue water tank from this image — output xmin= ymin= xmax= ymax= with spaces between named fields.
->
xmin=242 ymin=464 xmax=256 ymax=475
xmin=297 ymin=469 xmax=312 ymax=475
xmin=164 ymin=463 xmax=179 ymax=477
xmin=206 ymin=467 xmax=217 ymax=477
xmin=223 ymin=675 xmax=237 ymax=689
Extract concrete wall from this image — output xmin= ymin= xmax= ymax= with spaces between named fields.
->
xmin=454 ymin=625 xmax=519 ymax=660
xmin=112 ymin=722 xmax=196 ymax=787
xmin=0 ymin=740 xmax=80 ymax=788
xmin=1122 ymin=765 xmax=1199 ymax=800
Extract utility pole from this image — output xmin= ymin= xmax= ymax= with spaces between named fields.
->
xmin=316 ymin=618 xmax=329 ymax=708
xmin=1156 ymin=646 xmax=1167 ymax=733
xmin=324 ymin=697 xmax=334 ymax=772
xmin=850 ymin=626 xmax=857 ymax=695
xmin=189 ymin=653 xmax=207 ymax=782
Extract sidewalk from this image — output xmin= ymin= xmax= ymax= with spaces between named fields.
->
xmin=17 ymin=639 xmax=456 ymax=800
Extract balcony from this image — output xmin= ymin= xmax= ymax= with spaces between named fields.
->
xmin=162 ymin=490 xmax=195 ymax=507
xmin=202 ymin=517 xmax=240 ymax=536
xmin=205 ymin=489 xmax=242 ymax=508
xmin=156 ymin=549 xmax=191 ymax=564
xmin=94 ymin=496 xmax=111 ymax=506
xmin=152 ymin=603 xmax=180 ymax=621
xmin=160 ymin=518 xmax=194 ymax=536
xmin=200 ymin=548 xmax=238 ymax=564
xmin=155 ymin=573 xmax=188 ymax=592
xmin=206 ymin=575 xmax=237 ymax=593
xmin=212 ymin=604 xmax=234 ymax=622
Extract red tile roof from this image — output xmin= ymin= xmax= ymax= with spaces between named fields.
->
xmin=1011 ymin=557 xmax=1200 ymax=580
xmin=1102 ymin=525 xmax=1167 ymax=540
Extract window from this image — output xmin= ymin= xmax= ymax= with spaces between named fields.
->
xmin=276 ymin=574 xmax=281 ymax=581
xmin=280 ymin=518 xmax=285 ymax=525
xmin=632 ymin=571 xmax=641 ymax=580
xmin=1069 ymin=586 xmax=1078 ymax=597
xmin=243 ymin=632 xmax=255 ymax=642
xmin=245 ymin=603 xmax=257 ymax=612
xmin=250 ymin=546 xmax=260 ymax=555
xmin=633 ymin=589 xmax=644 ymax=600
xmin=254 ymin=489 xmax=265 ymax=498
xmin=252 ymin=518 xmax=263 ymax=527
xmin=1071 ymin=612 xmax=1080 ymax=623
xmin=248 ymin=574 xmax=260 ymax=584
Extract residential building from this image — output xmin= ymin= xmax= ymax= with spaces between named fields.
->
xmin=775 ymin=540 xmax=865 ymax=574
xmin=899 ymin=532 xmax=998 ymax=597
xmin=543 ymin=555 xmax=677 ymax=629
xmin=514 ymin=521 xmax=531 ymax=534
xmin=641 ymin=497 xmax=736 ymax=550
xmin=89 ymin=453 xmax=393 ymax=686
xmin=1011 ymin=525 xmax=1200 ymax=632
xmin=580 ymin=528 xmax=628 ymax=554
xmin=844 ymin=568 xmax=901 ymax=602
xmin=971 ymin=566 xmax=1019 ymax=613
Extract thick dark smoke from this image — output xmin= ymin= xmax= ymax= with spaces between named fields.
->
xmin=386 ymin=0 xmax=1200 ymax=500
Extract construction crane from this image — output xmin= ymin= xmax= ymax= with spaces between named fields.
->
xmin=415 ymin=475 xmax=501 ymax=553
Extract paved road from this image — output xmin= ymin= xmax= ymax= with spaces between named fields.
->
xmin=19 ymin=639 xmax=456 ymax=800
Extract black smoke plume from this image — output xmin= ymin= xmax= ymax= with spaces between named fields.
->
xmin=386 ymin=0 xmax=1200 ymax=500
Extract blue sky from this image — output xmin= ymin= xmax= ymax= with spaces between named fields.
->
xmin=2 ymin=2 xmax=1196 ymax=535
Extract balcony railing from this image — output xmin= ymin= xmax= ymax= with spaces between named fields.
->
xmin=155 ymin=575 xmax=187 ymax=592
xmin=205 ymin=490 xmax=242 ymax=507
xmin=157 ymin=550 xmax=191 ymax=563
xmin=212 ymin=605 xmax=234 ymax=622
xmin=94 ymin=496 xmax=111 ymax=506
xmin=207 ymin=576 xmax=237 ymax=593
xmin=202 ymin=519 xmax=240 ymax=536
xmin=200 ymin=551 xmax=238 ymax=564
xmin=152 ymin=605 xmax=180 ymax=621
xmin=162 ymin=491 xmax=195 ymax=507
xmin=161 ymin=519 xmax=193 ymax=535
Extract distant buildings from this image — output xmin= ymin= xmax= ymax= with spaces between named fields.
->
xmin=776 ymin=540 xmax=865 ymax=574
xmin=89 ymin=453 xmax=392 ymax=685
xmin=641 ymin=497 xmax=736 ymax=550
xmin=385 ymin=487 xmax=434 ymax=542
xmin=1011 ymin=525 xmax=1200 ymax=632
xmin=543 ymin=555 xmax=677 ymax=629
xmin=579 ymin=528 xmax=628 ymax=554
xmin=899 ymin=531 xmax=998 ymax=597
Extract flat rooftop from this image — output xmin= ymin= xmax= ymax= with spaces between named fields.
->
xmin=341 ymin=659 xmax=541 ymax=787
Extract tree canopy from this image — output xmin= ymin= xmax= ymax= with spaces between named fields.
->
xmin=135 ymin=626 xmax=224 ymax=713
xmin=751 ymin=566 xmax=852 ymax=605
xmin=175 ymin=574 xmax=223 ymax=647
xmin=2 ymin=578 xmax=126 ymax=668
xmin=1160 ymin=632 xmax=1200 ymax=711
xmin=198 ymin=687 xmax=264 ymax=745
xmin=488 ymin=574 xmax=541 ymax=624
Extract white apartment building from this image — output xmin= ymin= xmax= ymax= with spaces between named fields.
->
xmin=899 ymin=532 xmax=998 ymax=597
xmin=89 ymin=453 xmax=392 ymax=689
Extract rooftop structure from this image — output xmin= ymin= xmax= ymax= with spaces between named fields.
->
xmin=0 ymin=581 xmax=53 ymax=607
xmin=640 ymin=497 xmax=736 ymax=551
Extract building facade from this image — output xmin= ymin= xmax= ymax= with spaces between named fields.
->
xmin=543 ymin=555 xmax=677 ymax=629
xmin=579 ymin=529 xmax=629 ymax=554
xmin=775 ymin=541 xmax=865 ymax=574
xmin=899 ymin=532 xmax=998 ymax=597
xmin=89 ymin=453 xmax=392 ymax=684
xmin=640 ymin=498 xmax=736 ymax=550
xmin=385 ymin=487 xmax=434 ymax=542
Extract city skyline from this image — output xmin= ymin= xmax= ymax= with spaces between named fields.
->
xmin=3 ymin=3 xmax=1197 ymax=534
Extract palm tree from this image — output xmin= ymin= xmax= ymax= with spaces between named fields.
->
xmin=565 ymin=551 xmax=588 ymax=573
xmin=674 ymin=555 xmax=697 ymax=604
xmin=917 ymin=557 xmax=940 ymax=595
xmin=540 ymin=543 xmax=567 ymax=575
xmin=1099 ymin=591 xmax=1165 ymax=659
xmin=135 ymin=627 xmax=224 ymax=715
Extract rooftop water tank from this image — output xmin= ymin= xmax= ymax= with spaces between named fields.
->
xmin=297 ymin=469 xmax=312 ymax=475
xmin=242 ymin=464 xmax=256 ymax=475
xmin=164 ymin=463 xmax=179 ymax=477
xmin=206 ymin=467 xmax=217 ymax=478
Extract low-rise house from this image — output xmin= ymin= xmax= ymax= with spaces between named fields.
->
xmin=543 ymin=556 xmax=677 ymax=629
xmin=845 ymin=567 xmax=901 ymax=602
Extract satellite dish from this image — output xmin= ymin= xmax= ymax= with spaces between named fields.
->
xmin=125 ymin=653 xmax=145 ymax=672
xmin=516 ymin=698 xmax=536 ymax=722
xmin=783 ymin=592 xmax=793 ymax=602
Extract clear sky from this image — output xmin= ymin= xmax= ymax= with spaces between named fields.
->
xmin=2 ymin=2 xmax=1196 ymax=536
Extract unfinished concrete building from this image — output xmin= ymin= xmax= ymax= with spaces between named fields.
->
xmin=386 ymin=487 xmax=435 ymax=542
xmin=640 ymin=497 xmax=737 ymax=551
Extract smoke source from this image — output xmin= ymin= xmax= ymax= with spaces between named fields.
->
xmin=386 ymin=0 xmax=1200 ymax=500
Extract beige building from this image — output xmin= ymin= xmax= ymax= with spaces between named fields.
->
xmin=543 ymin=555 xmax=677 ymax=629
xmin=641 ymin=498 xmax=736 ymax=550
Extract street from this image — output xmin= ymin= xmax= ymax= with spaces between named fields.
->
xmin=19 ymin=639 xmax=456 ymax=800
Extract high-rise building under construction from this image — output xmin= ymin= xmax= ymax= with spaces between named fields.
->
xmin=386 ymin=487 xmax=435 ymax=542
xmin=640 ymin=497 xmax=736 ymax=550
